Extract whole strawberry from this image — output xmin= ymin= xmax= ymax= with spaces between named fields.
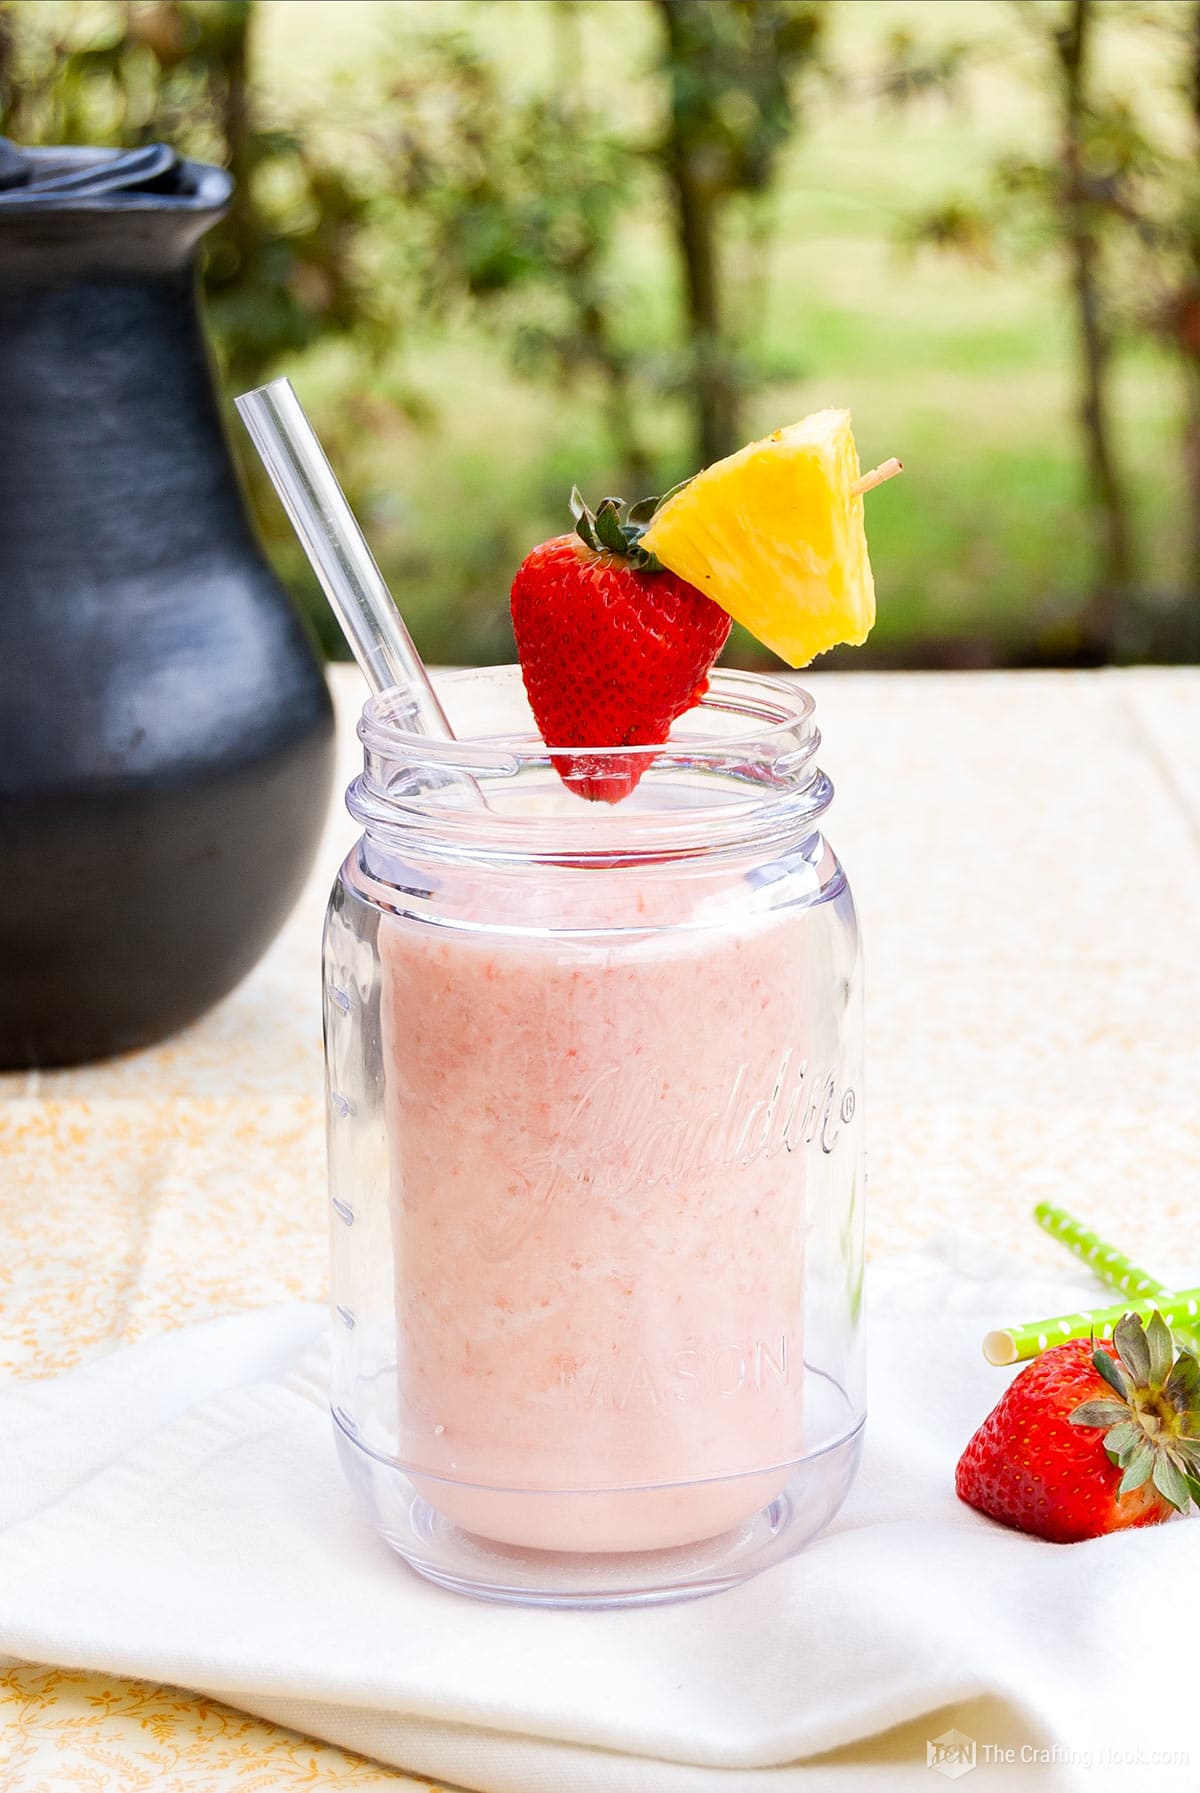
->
xmin=956 ymin=1311 xmax=1200 ymax=1543
xmin=511 ymin=488 xmax=730 ymax=803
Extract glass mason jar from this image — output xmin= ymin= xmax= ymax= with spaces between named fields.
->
xmin=324 ymin=665 xmax=864 ymax=1607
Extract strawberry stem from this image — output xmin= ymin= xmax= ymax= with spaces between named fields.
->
xmin=569 ymin=486 xmax=665 ymax=571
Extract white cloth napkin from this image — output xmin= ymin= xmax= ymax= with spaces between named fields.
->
xmin=1 ymin=1238 xmax=1196 ymax=1793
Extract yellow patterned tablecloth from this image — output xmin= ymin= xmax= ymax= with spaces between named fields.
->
xmin=3 ymin=665 xmax=1199 ymax=1789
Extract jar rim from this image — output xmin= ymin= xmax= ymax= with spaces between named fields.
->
xmin=349 ymin=665 xmax=831 ymax=865
xmin=358 ymin=664 xmax=815 ymax=762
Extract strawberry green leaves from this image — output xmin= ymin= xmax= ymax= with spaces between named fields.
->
xmin=1114 ymin=1308 xmax=1153 ymax=1385
xmin=569 ymin=487 xmax=664 ymax=571
xmin=1069 ymin=1311 xmax=1200 ymax=1517
xmin=1144 ymin=1309 xmax=1176 ymax=1387
xmin=1093 ymin=1349 xmax=1129 ymax=1400
xmin=1152 ymin=1452 xmax=1194 ymax=1511
xmin=1069 ymin=1399 xmax=1131 ymax=1428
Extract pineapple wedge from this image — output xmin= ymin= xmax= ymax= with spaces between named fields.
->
xmin=639 ymin=408 xmax=876 ymax=669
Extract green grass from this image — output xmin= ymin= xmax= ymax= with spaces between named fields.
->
xmin=249 ymin=0 xmax=1196 ymax=667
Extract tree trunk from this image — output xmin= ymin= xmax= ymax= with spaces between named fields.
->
xmin=219 ymin=3 xmax=252 ymax=201
xmin=0 ymin=5 xmax=20 ymax=136
xmin=213 ymin=2 xmax=256 ymax=393
xmin=655 ymin=0 xmax=739 ymax=468
xmin=551 ymin=6 xmax=652 ymax=495
xmin=579 ymin=299 xmax=654 ymax=494
xmin=1055 ymin=0 xmax=1134 ymax=657
xmin=1181 ymin=360 xmax=1200 ymax=616
xmin=1183 ymin=0 xmax=1200 ymax=614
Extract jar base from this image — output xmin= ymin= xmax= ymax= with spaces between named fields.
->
xmin=334 ymin=1417 xmax=864 ymax=1609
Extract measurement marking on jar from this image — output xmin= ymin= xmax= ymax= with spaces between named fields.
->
xmin=335 ymin=1304 xmax=356 ymax=1329
xmin=331 ymin=1195 xmax=355 ymax=1226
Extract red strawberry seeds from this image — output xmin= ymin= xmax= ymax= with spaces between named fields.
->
xmin=511 ymin=494 xmax=730 ymax=803
xmin=956 ymin=1313 xmax=1200 ymax=1544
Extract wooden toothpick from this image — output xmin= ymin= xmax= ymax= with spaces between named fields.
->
xmin=851 ymin=457 xmax=903 ymax=497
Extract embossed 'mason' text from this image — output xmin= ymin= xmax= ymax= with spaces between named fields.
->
xmin=556 ymin=1336 xmax=794 ymax=1410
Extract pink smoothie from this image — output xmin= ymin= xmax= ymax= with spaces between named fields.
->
xmin=379 ymin=888 xmax=827 ymax=1552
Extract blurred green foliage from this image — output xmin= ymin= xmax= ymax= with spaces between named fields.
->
xmin=0 ymin=0 xmax=389 ymax=654
xmin=652 ymin=0 xmax=824 ymax=463
xmin=901 ymin=0 xmax=1200 ymax=659
xmin=372 ymin=21 xmax=654 ymax=489
xmin=0 ymin=1 xmax=386 ymax=384
xmin=2 ymin=0 xmax=1200 ymax=667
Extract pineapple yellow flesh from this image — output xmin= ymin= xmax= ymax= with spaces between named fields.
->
xmin=639 ymin=408 xmax=876 ymax=669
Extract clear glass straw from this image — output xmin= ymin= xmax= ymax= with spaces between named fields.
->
xmin=234 ymin=376 xmax=455 ymax=739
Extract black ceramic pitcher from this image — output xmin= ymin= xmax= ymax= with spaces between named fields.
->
xmin=0 ymin=145 xmax=335 ymax=1067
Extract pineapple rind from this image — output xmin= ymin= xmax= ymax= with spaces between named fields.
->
xmin=640 ymin=408 xmax=876 ymax=668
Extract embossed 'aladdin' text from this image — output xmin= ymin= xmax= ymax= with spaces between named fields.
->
xmin=474 ymin=1047 xmax=854 ymax=1259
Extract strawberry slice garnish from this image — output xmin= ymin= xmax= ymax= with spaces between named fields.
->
xmin=510 ymin=488 xmax=731 ymax=803
xmin=956 ymin=1310 xmax=1200 ymax=1543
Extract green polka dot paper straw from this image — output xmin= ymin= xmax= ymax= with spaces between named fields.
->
xmin=983 ymin=1285 xmax=1200 ymax=1366
xmin=1030 ymin=1200 xmax=1200 ymax=1357
xmin=1033 ymin=1201 xmax=1167 ymax=1301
